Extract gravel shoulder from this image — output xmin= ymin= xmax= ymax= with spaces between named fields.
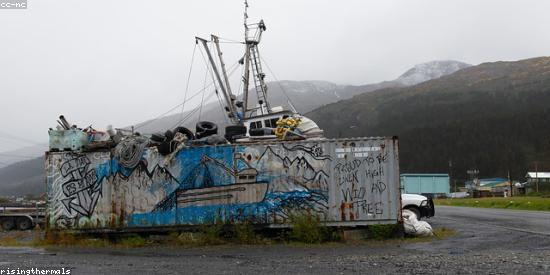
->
xmin=0 ymin=206 xmax=549 ymax=274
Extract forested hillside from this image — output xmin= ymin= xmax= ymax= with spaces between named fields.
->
xmin=307 ymin=57 xmax=550 ymax=180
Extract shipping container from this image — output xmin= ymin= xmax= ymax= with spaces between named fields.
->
xmin=45 ymin=137 xmax=401 ymax=232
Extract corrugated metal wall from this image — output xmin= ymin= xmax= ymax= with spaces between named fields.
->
xmin=46 ymin=137 xmax=400 ymax=231
xmin=400 ymin=174 xmax=450 ymax=195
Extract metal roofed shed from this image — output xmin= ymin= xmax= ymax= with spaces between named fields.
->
xmin=525 ymin=172 xmax=550 ymax=193
xmin=400 ymin=174 xmax=450 ymax=197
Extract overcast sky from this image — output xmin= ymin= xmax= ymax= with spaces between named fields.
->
xmin=1 ymin=0 xmax=549 ymax=152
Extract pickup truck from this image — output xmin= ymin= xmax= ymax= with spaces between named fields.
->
xmin=401 ymin=193 xmax=435 ymax=219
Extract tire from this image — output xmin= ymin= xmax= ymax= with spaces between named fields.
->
xmin=405 ymin=207 xmax=421 ymax=220
xmin=16 ymin=217 xmax=32 ymax=230
xmin=151 ymin=133 xmax=166 ymax=143
xmin=174 ymin=126 xmax=195 ymax=140
xmin=164 ymin=130 xmax=174 ymax=141
xmin=1 ymin=218 xmax=15 ymax=231
xmin=195 ymin=121 xmax=218 ymax=138
xmin=224 ymin=125 xmax=247 ymax=142
xmin=157 ymin=141 xmax=173 ymax=156
xmin=225 ymin=125 xmax=247 ymax=136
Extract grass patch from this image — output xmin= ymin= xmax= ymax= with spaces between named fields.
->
xmin=432 ymin=227 xmax=456 ymax=239
xmin=0 ymin=234 xmax=23 ymax=246
xmin=20 ymin=216 xmax=410 ymax=248
xmin=33 ymin=232 xmax=148 ymax=248
xmin=289 ymin=214 xmax=323 ymax=243
xmin=400 ymin=227 xmax=457 ymax=244
xmin=233 ymin=222 xmax=263 ymax=244
xmin=434 ymin=196 xmax=550 ymax=211
xmin=118 ymin=235 xmax=148 ymax=248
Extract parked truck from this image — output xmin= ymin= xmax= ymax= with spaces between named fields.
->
xmin=0 ymin=204 xmax=45 ymax=230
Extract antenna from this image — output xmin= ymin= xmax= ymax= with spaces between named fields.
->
xmin=244 ymin=0 xmax=249 ymax=41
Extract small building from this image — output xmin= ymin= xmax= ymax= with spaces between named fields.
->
xmin=400 ymin=174 xmax=450 ymax=197
xmin=525 ymin=172 xmax=550 ymax=193
xmin=465 ymin=178 xmax=511 ymax=197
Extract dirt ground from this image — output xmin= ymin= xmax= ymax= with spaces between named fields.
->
xmin=0 ymin=206 xmax=549 ymax=274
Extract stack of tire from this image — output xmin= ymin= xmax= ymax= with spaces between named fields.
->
xmin=152 ymin=126 xmax=195 ymax=155
xmin=224 ymin=125 xmax=247 ymax=142
xmin=195 ymin=121 xmax=218 ymax=139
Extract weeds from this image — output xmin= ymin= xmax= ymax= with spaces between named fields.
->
xmin=368 ymin=224 xmax=398 ymax=240
xmin=432 ymin=227 xmax=456 ymax=239
xmin=118 ymin=235 xmax=148 ymax=248
xmin=233 ymin=221 xmax=260 ymax=244
xmin=0 ymin=235 xmax=22 ymax=246
xmin=289 ymin=214 xmax=322 ymax=243
xmin=198 ymin=222 xmax=226 ymax=245
xmin=288 ymin=213 xmax=341 ymax=244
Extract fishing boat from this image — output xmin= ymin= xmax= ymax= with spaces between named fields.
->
xmin=194 ymin=0 xmax=323 ymax=141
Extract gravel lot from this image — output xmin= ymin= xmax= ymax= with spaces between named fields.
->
xmin=1 ymin=206 xmax=549 ymax=274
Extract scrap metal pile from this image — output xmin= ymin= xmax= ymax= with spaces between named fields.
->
xmin=48 ymin=114 xmax=324 ymax=158
xmin=48 ymin=115 xmax=229 ymax=158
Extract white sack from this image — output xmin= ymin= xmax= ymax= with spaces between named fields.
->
xmin=403 ymin=209 xmax=434 ymax=237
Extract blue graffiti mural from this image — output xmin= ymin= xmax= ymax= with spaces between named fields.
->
xmin=47 ymin=138 xmax=401 ymax=230
xmin=48 ymin=143 xmax=332 ymax=228
xmin=124 ymin=144 xmax=330 ymax=227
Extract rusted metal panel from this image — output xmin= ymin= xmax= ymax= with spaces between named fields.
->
xmin=48 ymin=130 xmax=89 ymax=151
xmin=45 ymin=137 xmax=400 ymax=231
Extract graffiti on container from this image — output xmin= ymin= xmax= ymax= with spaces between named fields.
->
xmin=352 ymin=200 xmax=384 ymax=215
xmin=337 ymin=144 xmax=389 ymax=221
xmin=47 ymin=140 xmax=397 ymax=230
xmin=335 ymin=159 xmax=361 ymax=186
xmin=59 ymin=154 xmax=101 ymax=217
xmin=47 ymin=143 xmax=336 ymax=229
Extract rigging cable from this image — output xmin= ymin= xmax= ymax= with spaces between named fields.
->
xmin=149 ymin=41 xmax=243 ymax=130
xmin=261 ymin=56 xmax=297 ymax=111
xmin=134 ymin=78 xmax=216 ymax=130
xmin=198 ymin=64 xmax=209 ymax=122
xmin=179 ymin=42 xmax=198 ymax=123
xmin=216 ymin=36 xmax=244 ymax=44
xmin=169 ymin=89 xmax=217 ymax=129
xmin=197 ymin=44 xmax=220 ymax=124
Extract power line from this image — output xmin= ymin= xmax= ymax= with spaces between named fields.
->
xmin=0 ymin=130 xmax=42 ymax=145
xmin=0 ymin=153 xmax=39 ymax=159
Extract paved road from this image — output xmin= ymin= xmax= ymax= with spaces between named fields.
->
xmin=0 ymin=206 xmax=549 ymax=274
xmin=410 ymin=206 xmax=550 ymax=253
xmin=436 ymin=205 xmax=550 ymax=236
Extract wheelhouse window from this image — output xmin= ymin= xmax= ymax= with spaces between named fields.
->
xmin=264 ymin=118 xmax=280 ymax=128
xmin=249 ymin=121 xmax=262 ymax=129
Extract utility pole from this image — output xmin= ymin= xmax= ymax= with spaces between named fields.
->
xmin=508 ymin=170 xmax=514 ymax=197
xmin=448 ymin=159 xmax=455 ymax=193
xmin=535 ymin=161 xmax=539 ymax=193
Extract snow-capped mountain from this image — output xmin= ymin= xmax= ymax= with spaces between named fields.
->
xmin=396 ymin=60 xmax=472 ymax=86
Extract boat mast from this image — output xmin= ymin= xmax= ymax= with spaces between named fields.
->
xmin=242 ymin=0 xmax=271 ymax=116
xmin=241 ymin=1 xmax=251 ymax=117
xmin=196 ymin=37 xmax=239 ymax=124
